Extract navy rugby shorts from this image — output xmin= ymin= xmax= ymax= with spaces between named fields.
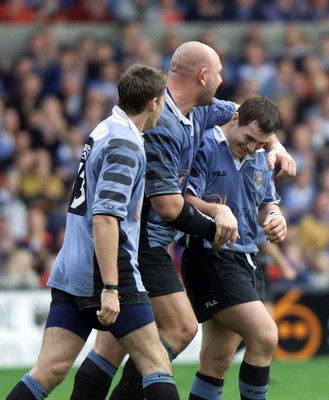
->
xmin=46 ymin=288 xmax=154 ymax=340
xmin=138 ymin=244 xmax=184 ymax=297
xmin=181 ymin=244 xmax=265 ymax=323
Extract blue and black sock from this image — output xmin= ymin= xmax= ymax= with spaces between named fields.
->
xmin=110 ymin=336 xmax=177 ymax=400
xmin=70 ymin=349 xmax=117 ymax=400
xmin=5 ymin=373 xmax=48 ymax=400
xmin=143 ymin=371 xmax=180 ymax=400
xmin=239 ymin=360 xmax=270 ymax=400
xmin=190 ymin=371 xmax=224 ymax=400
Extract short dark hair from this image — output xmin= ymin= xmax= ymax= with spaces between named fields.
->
xmin=117 ymin=64 xmax=167 ymax=115
xmin=238 ymin=95 xmax=280 ymax=134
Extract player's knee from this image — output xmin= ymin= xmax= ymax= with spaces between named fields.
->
xmin=259 ymin=324 xmax=279 ymax=355
xmin=180 ymin=318 xmax=198 ymax=348
xmin=200 ymin=351 xmax=232 ymax=377
xmin=30 ymin=361 xmax=69 ymax=392
xmin=46 ymin=360 xmax=72 ymax=388
xmin=158 ymin=315 xmax=197 ymax=353
xmin=266 ymin=325 xmax=279 ymax=352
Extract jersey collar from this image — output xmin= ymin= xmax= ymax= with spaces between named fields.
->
xmin=112 ymin=105 xmax=144 ymax=145
xmin=165 ymin=88 xmax=193 ymax=126
xmin=213 ymin=125 xmax=261 ymax=164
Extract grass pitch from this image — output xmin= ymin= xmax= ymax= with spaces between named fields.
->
xmin=1 ymin=356 xmax=328 ymax=399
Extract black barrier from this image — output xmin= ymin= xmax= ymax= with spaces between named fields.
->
xmin=273 ymin=287 xmax=329 ymax=360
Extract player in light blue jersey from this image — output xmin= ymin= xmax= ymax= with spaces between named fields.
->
xmin=181 ymin=96 xmax=287 ymax=400
xmin=5 ymin=64 xmax=183 ymax=400
xmin=71 ymin=42 xmax=296 ymax=400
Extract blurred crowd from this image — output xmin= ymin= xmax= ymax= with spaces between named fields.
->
xmin=1 ymin=16 xmax=329 ymax=291
xmin=0 ymin=0 xmax=329 ymax=24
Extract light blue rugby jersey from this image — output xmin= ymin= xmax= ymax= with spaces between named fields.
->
xmin=48 ymin=106 xmax=146 ymax=296
xmin=140 ymin=90 xmax=237 ymax=249
xmin=188 ymin=126 xmax=280 ymax=253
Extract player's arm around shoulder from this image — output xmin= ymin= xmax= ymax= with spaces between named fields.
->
xmin=264 ymin=136 xmax=297 ymax=179
xmin=258 ymin=204 xmax=287 ymax=245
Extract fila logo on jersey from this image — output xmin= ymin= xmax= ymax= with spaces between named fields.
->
xmin=212 ymin=171 xmax=227 ymax=177
xmin=153 ymin=181 xmax=165 ymax=187
xmin=205 ymin=300 xmax=218 ymax=308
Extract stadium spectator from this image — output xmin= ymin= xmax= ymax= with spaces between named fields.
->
xmin=302 ymin=54 xmax=329 ymax=99
xmin=59 ymin=70 xmax=84 ymax=123
xmin=152 ymin=0 xmax=184 ymax=25
xmin=266 ymin=57 xmax=296 ymax=100
xmin=297 ymin=189 xmax=329 ymax=282
xmin=184 ymin=0 xmax=226 ymax=21
xmin=236 ymin=38 xmax=276 ymax=97
xmin=9 ymin=70 xmax=43 ymax=132
xmin=159 ymin=31 xmax=184 ymax=70
xmin=2 ymin=0 xmax=329 ymax=23
xmin=222 ymin=0 xmax=262 ymax=21
xmin=0 ymin=0 xmax=36 ymax=24
xmin=280 ymin=225 xmax=311 ymax=285
xmin=280 ymin=167 xmax=317 ymax=224
xmin=256 ymin=0 xmax=308 ymax=21
xmin=304 ymin=91 xmax=329 ymax=159
xmin=54 ymin=124 xmax=84 ymax=186
xmin=18 ymin=205 xmax=54 ymax=280
xmin=31 ymin=95 xmax=68 ymax=155
xmin=0 ymin=106 xmax=21 ymax=167
xmin=19 ymin=148 xmax=65 ymax=212
xmin=0 ymin=166 xmax=28 ymax=241
xmin=4 ymin=54 xmax=35 ymax=104
xmin=271 ymin=23 xmax=313 ymax=69
xmin=73 ymin=33 xmax=98 ymax=78
xmin=0 ymin=247 xmax=40 ymax=289
xmin=109 ymin=0 xmax=158 ymax=22
xmin=85 ymin=39 xmax=118 ymax=84
xmin=65 ymin=0 xmax=113 ymax=21
xmin=28 ymin=0 xmax=69 ymax=22
xmin=77 ymin=91 xmax=108 ymax=138
xmin=25 ymin=27 xmax=62 ymax=98
xmin=318 ymin=32 xmax=329 ymax=72
xmin=0 ymin=213 xmax=17 ymax=268
xmin=255 ymin=228 xmax=297 ymax=316
xmin=303 ymin=0 xmax=329 ymax=21
xmin=287 ymin=123 xmax=316 ymax=172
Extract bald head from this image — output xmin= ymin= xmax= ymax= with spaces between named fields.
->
xmin=168 ymin=41 xmax=223 ymax=112
xmin=169 ymin=41 xmax=220 ymax=80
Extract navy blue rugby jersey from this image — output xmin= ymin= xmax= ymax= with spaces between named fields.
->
xmin=48 ymin=106 xmax=146 ymax=296
xmin=141 ymin=91 xmax=237 ymax=249
xmin=188 ymin=126 xmax=280 ymax=253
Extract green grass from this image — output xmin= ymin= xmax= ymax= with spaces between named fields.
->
xmin=1 ymin=356 xmax=329 ymax=399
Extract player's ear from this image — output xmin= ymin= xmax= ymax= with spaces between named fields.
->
xmin=149 ymin=97 xmax=158 ymax=111
xmin=197 ymin=67 xmax=206 ymax=86
xmin=231 ymin=112 xmax=239 ymax=124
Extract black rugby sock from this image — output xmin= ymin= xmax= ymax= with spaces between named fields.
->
xmin=144 ymin=382 xmax=180 ymax=400
xmin=110 ymin=336 xmax=177 ymax=400
xmin=109 ymin=356 xmax=144 ymax=400
xmin=239 ymin=361 xmax=270 ymax=400
xmin=143 ymin=372 xmax=180 ymax=400
xmin=5 ymin=381 xmax=38 ymax=400
xmin=70 ymin=350 xmax=117 ymax=400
